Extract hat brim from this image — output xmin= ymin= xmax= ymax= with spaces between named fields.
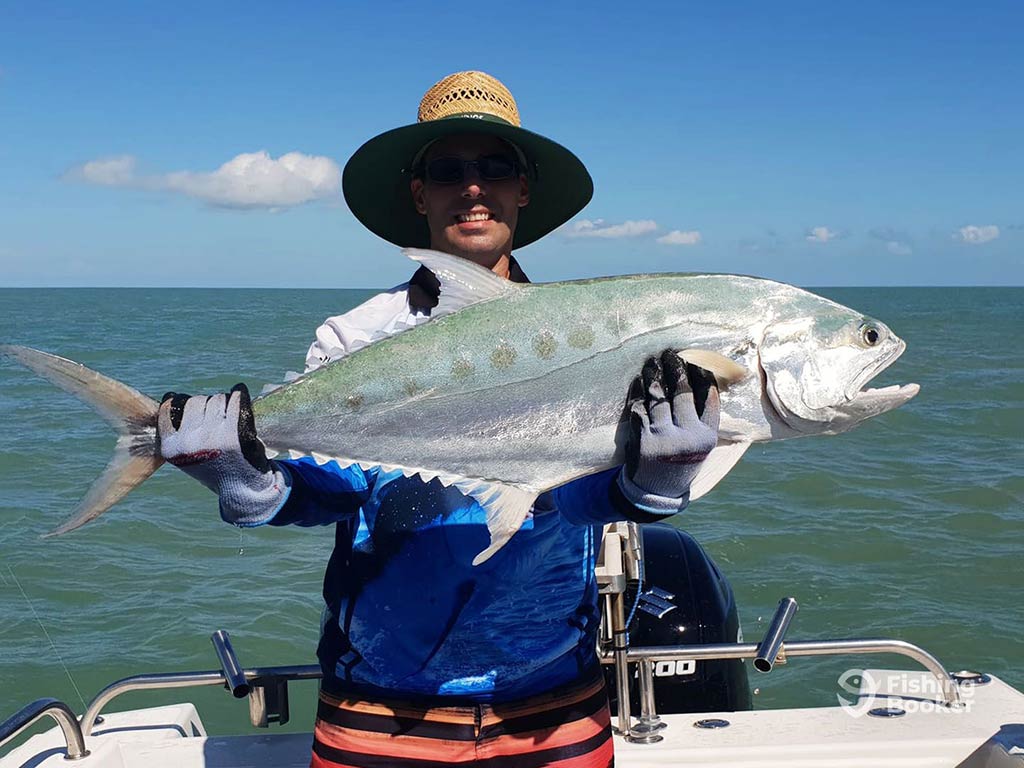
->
xmin=343 ymin=117 xmax=593 ymax=250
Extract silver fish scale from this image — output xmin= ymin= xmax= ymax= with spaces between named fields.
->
xmin=251 ymin=273 xmax=829 ymax=490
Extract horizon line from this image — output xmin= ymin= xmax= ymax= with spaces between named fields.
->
xmin=0 ymin=283 xmax=1021 ymax=290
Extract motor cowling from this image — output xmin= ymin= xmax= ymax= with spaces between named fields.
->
xmin=604 ymin=523 xmax=752 ymax=714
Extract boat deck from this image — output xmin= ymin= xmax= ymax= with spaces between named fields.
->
xmin=4 ymin=670 xmax=1023 ymax=768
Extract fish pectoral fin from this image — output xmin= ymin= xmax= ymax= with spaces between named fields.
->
xmin=402 ymin=248 xmax=519 ymax=318
xmin=678 ymin=349 xmax=749 ymax=387
xmin=451 ymin=479 xmax=537 ymax=566
xmin=689 ymin=439 xmax=751 ymax=501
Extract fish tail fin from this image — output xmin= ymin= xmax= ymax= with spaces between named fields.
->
xmin=1 ymin=345 xmax=163 ymax=535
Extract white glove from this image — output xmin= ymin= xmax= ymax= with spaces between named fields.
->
xmin=158 ymin=384 xmax=290 ymax=526
xmin=618 ymin=350 xmax=719 ymax=513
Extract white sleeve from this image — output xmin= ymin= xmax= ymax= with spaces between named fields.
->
xmin=304 ymin=286 xmax=419 ymax=373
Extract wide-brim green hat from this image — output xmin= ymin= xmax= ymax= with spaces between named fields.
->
xmin=343 ymin=71 xmax=593 ymax=250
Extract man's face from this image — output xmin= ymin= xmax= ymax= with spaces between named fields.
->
xmin=410 ymin=134 xmax=529 ymax=268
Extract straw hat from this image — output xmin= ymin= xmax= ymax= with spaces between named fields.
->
xmin=342 ymin=71 xmax=593 ymax=249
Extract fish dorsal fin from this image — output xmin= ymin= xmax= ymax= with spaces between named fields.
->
xmin=402 ymin=248 xmax=519 ymax=317
xmin=689 ymin=439 xmax=751 ymax=500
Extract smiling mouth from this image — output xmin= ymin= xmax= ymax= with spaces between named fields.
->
xmin=456 ymin=212 xmax=493 ymax=223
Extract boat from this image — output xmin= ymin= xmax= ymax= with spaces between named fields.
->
xmin=4 ymin=522 xmax=1023 ymax=767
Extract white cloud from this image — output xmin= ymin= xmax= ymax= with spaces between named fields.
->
xmin=65 ymin=151 xmax=341 ymax=210
xmin=955 ymin=224 xmax=999 ymax=244
xmin=657 ymin=229 xmax=702 ymax=246
xmin=886 ymin=240 xmax=913 ymax=256
xmin=805 ymin=226 xmax=838 ymax=243
xmin=71 ymin=155 xmax=138 ymax=186
xmin=567 ymin=218 xmax=658 ymax=239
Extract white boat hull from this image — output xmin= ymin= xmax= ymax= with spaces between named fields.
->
xmin=5 ymin=669 xmax=1023 ymax=768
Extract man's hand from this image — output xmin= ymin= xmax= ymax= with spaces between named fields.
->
xmin=158 ymin=383 xmax=290 ymax=526
xmin=618 ymin=350 xmax=720 ymax=512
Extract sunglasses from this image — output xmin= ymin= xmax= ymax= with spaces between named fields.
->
xmin=423 ymin=154 xmax=520 ymax=185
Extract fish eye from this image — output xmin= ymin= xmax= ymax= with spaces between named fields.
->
xmin=860 ymin=324 xmax=881 ymax=346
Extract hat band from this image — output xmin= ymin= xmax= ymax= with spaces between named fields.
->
xmin=431 ymin=112 xmax=515 ymax=126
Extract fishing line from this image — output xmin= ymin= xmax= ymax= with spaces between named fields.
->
xmin=7 ymin=565 xmax=88 ymax=710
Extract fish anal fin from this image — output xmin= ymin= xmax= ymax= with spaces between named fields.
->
xmin=689 ymin=439 xmax=751 ymax=501
xmin=678 ymin=349 xmax=749 ymax=387
xmin=458 ymin=481 xmax=537 ymax=566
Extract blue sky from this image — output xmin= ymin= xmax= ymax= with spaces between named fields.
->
xmin=1 ymin=1 xmax=1020 ymax=287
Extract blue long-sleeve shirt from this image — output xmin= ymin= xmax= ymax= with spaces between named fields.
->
xmin=259 ymin=268 xmax=677 ymax=703
xmin=264 ymin=457 xmax=660 ymax=703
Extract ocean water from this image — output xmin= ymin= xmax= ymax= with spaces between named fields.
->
xmin=0 ymin=286 xmax=1021 ymax=741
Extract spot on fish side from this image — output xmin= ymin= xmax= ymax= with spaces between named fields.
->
xmin=604 ymin=311 xmax=632 ymax=335
xmin=345 ymin=393 xmax=364 ymax=410
xmin=451 ymin=358 xmax=475 ymax=379
xmin=532 ymin=331 xmax=557 ymax=359
xmin=402 ymin=379 xmax=421 ymax=397
xmin=567 ymin=326 xmax=595 ymax=349
xmin=490 ymin=342 xmax=518 ymax=369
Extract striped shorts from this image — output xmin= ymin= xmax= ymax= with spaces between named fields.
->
xmin=311 ymin=675 xmax=614 ymax=767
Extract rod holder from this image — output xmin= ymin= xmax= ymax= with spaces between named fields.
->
xmin=754 ymin=598 xmax=798 ymax=673
xmin=211 ymin=630 xmax=250 ymax=698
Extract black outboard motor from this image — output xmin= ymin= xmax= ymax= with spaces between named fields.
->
xmin=603 ymin=523 xmax=752 ymax=713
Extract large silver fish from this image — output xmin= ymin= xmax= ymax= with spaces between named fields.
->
xmin=1 ymin=249 xmax=919 ymax=563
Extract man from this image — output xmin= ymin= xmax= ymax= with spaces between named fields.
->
xmin=158 ymin=71 xmax=719 ymax=768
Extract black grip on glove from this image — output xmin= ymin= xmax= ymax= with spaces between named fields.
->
xmin=161 ymin=391 xmax=191 ymax=431
xmin=231 ymin=383 xmax=270 ymax=474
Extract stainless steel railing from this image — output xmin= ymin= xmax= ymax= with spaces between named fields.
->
xmin=591 ymin=520 xmax=965 ymax=741
xmin=2 ymin=603 xmax=965 ymax=757
xmin=78 ymin=630 xmax=321 ymax=736
xmin=598 ymin=636 xmax=963 ymax=704
xmin=0 ymin=698 xmax=89 ymax=760
xmin=79 ymin=664 xmax=321 ymax=737
xmin=596 ymin=596 xmax=963 ymax=742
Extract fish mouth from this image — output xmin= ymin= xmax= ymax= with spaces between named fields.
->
xmin=848 ymin=381 xmax=920 ymax=409
xmin=843 ymin=338 xmax=920 ymax=414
